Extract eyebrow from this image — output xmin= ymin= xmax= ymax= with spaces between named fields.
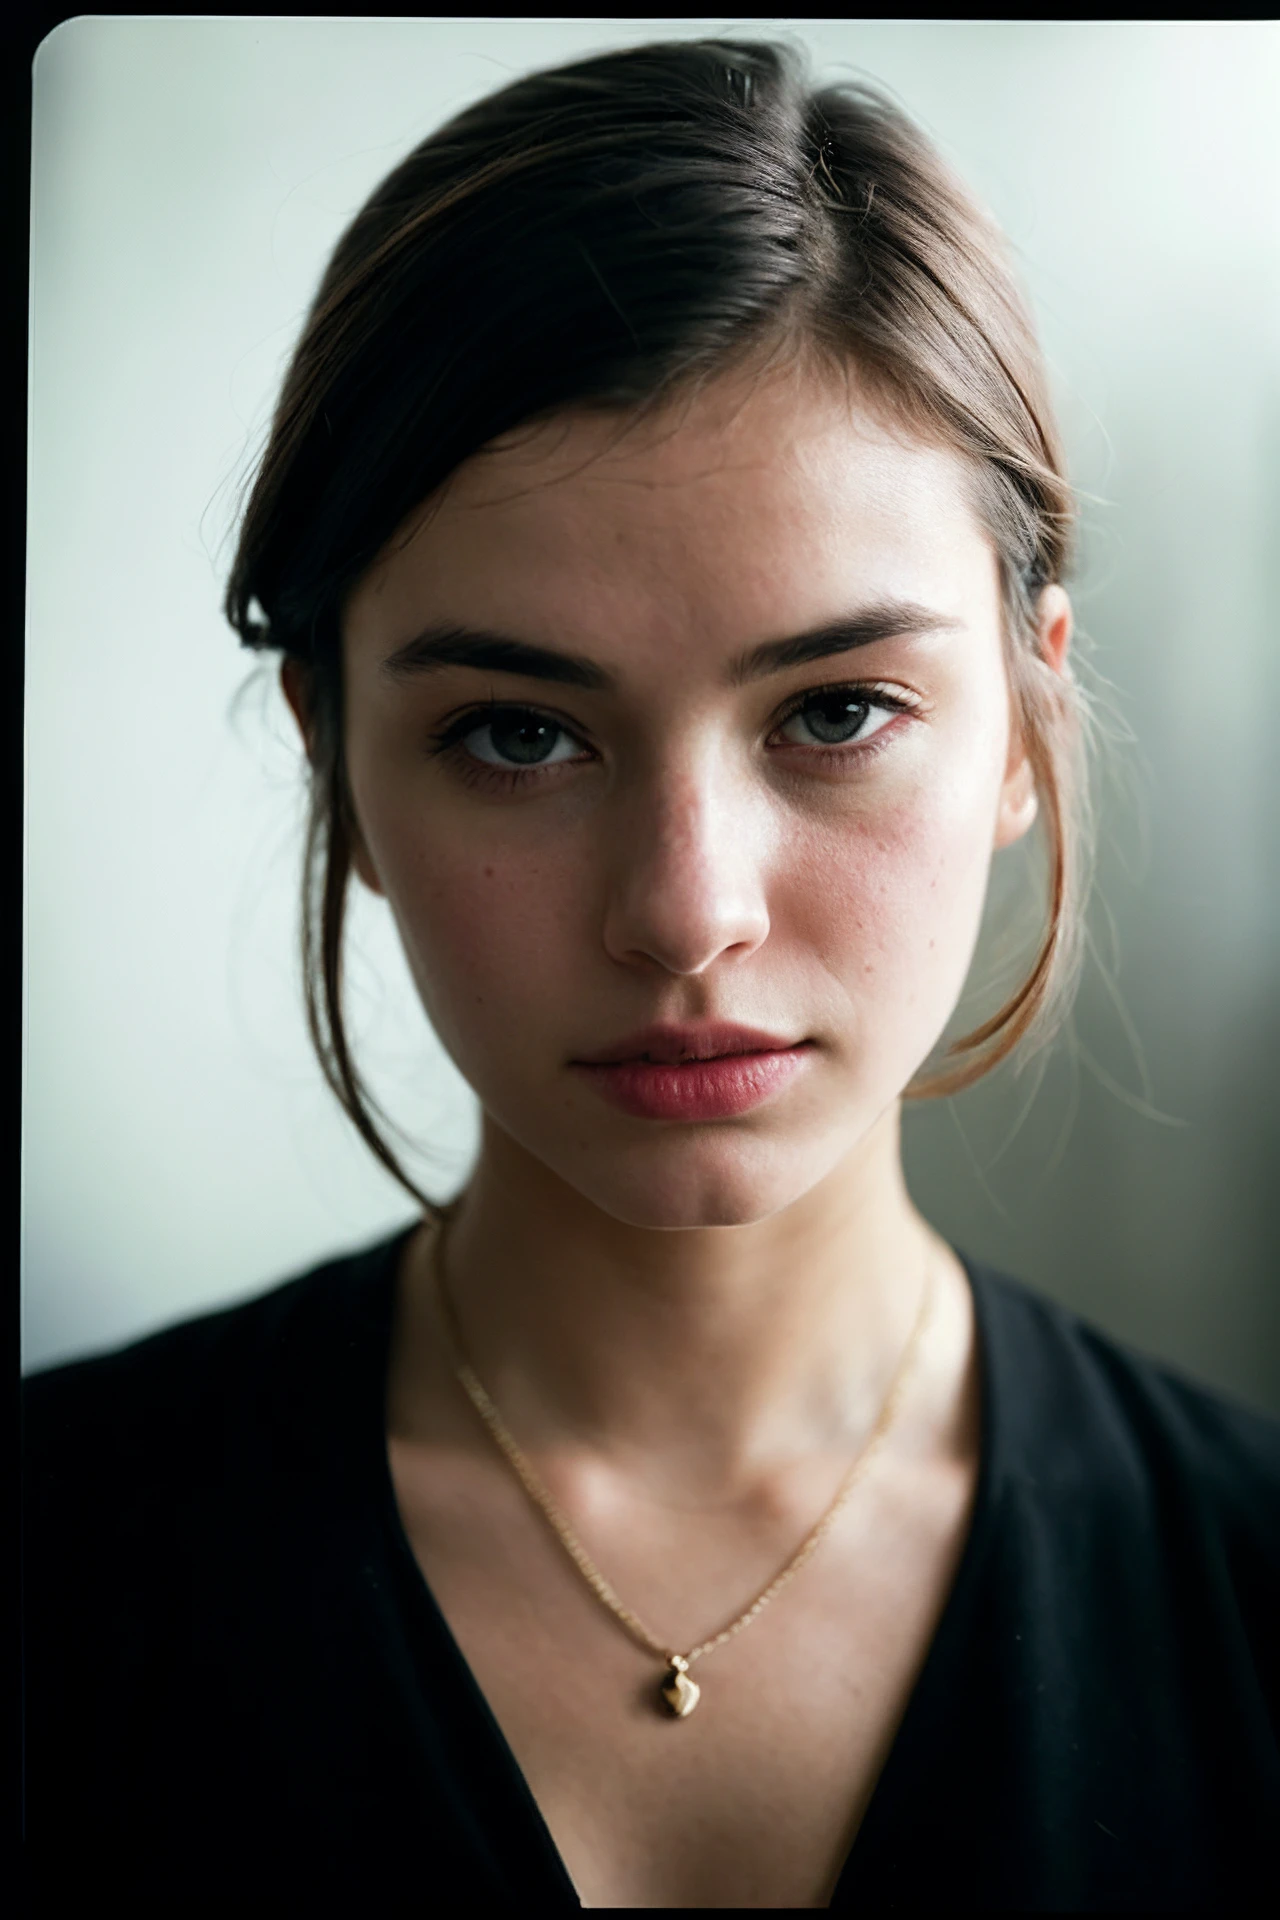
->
xmin=377 ymin=600 xmax=961 ymax=692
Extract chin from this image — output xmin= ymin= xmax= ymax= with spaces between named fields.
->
xmin=551 ymin=1126 xmax=862 ymax=1233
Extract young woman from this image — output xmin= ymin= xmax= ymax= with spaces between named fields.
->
xmin=23 ymin=38 xmax=1279 ymax=1912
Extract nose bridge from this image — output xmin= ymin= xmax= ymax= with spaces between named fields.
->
xmin=602 ymin=731 xmax=771 ymax=975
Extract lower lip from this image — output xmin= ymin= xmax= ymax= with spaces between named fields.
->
xmin=571 ymin=1045 xmax=813 ymax=1121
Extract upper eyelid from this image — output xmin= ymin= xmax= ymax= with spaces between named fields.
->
xmin=776 ymin=679 xmax=914 ymax=715
xmin=441 ymin=679 xmax=914 ymax=735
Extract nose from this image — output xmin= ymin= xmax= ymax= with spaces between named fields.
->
xmin=600 ymin=749 xmax=772 ymax=976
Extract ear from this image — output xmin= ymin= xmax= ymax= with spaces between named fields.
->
xmin=993 ymin=585 xmax=1072 ymax=851
xmin=279 ymin=658 xmax=386 ymax=897
xmin=280 ymin=657 xmax=314 ymax=755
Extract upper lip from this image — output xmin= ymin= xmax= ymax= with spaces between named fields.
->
xmin=574 ymin=1023 xmax=804 ymax=1066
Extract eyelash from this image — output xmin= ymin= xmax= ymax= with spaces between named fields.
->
xmin=425 ymin=682 xmax=919 ymax=793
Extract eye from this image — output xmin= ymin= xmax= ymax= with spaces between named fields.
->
xmin=775 ymin=686 xmax=907 ymax=750
xmin=441 ymin=704 xmax=586 ymax=768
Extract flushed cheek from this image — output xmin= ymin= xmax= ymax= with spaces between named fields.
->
xmin=380 ymin=839 xmax=590 ymax=1068
xmin=786 ymin=785 xmax=996 ymax=1044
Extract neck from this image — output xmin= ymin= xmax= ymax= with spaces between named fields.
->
xmin=421 ymin=1105 xmax=940 ymax=1494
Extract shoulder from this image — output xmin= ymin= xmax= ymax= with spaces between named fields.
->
xmin=22 ymin=1226 xmax=412 ymax=1494
xmin=965 ymin=1257 xmax=1280 ymax=1576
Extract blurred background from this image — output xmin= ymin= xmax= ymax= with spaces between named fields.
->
xmin=23 ymin=18 xmax=1280 ymax=1412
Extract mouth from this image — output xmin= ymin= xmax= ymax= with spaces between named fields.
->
xmin=575 ymin=1023 xmax=806 ymax=1068
xmin=635 ymin=1048 xmax=754 ymax=1063
xmin=569 ymin=1032 xmax=815 ymax=1122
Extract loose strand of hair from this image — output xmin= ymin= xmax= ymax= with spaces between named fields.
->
xmin=302 ymin=769 xmax=440 ymax=1218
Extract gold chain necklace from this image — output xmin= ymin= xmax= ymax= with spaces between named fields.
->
xmin=430 ymin=1222 xmax=936 ymax=1720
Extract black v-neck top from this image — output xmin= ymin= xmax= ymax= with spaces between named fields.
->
xmin=21 ymin=1228 xmax=1280 ymax=1913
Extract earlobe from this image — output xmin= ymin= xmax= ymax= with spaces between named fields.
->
xmin=350 ymin=836 xmax=386 ymax=897
xmin=994 ymin=756 xmax=1039 ymax=849
xmin=280 ymin=658 xmax=314 ymax=757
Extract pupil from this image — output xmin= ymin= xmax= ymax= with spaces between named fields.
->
xmin=805 ymin=694 xmax=868 ymax=744
xmin=491 ymin=709 xmax=558 ymax=764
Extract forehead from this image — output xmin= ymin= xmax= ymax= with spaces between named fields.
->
xmin=345 ymin=361 xmax=993 ymax=653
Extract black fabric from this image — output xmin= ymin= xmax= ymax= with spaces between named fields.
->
xmin=21 ymin=1227 xmax=1280 ymax=1913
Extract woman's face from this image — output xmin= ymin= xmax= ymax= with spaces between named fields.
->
xmin=333 ymin=360 xmax=1047 ymax=1230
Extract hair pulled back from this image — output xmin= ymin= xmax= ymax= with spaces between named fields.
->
xmin=225 ymin=36 xmax=1089 ymax=1210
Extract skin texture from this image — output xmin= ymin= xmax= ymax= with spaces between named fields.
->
xmin=285 ymin=356 xmax=1070 ymax=1906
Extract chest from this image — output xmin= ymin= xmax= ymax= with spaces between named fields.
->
xmin=388 ymin=1436 xmax=977 ymax=1908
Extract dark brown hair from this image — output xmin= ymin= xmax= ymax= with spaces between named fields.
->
xmin=224 ymin=36 xmax=1090 ymax=1211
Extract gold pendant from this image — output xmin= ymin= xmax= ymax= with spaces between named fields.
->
xmin=659 ymin=1655 xmax=700 ymax=1718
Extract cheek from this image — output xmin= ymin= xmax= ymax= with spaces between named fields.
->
xmin=374 ymin=826 xmax=588 ymax=1056
xmin=782 ymin=738 xmax=1003 ymax=1016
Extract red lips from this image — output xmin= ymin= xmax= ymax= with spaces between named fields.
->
xmin=570 ymin=1023 xmax=814 ymax=1122
xmin=574 ymin=1022 xmax=801 ymax=1067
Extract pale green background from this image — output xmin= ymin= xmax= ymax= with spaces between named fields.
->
xmin=24 ymin=18 xmax=1280 ymax=1412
